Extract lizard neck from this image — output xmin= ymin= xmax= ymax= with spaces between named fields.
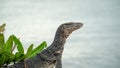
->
xmin=51 ymin=31 xmax=66 ymax=48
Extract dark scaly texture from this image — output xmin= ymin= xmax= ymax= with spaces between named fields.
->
xmin=7 ymin=22 xmax=83 ymax=68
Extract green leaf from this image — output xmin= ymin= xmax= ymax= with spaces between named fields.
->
xmin=12 ymin=35 xmax=24 ymax=54
xmin=0 ymin=52 xmax=11 ymax=65
xmin=3 ymin=35 xmax=13 ymax=53
xmin=3 ymin=52 xmax=14 ymax=64
xmin=25 ymin=44 xmax=33 ymax=58
xmin=0 ymin=34 xmax=4 ymax=53
xmin=0 ymin=53 xmax=7 ymax=65
xmin=30 ymin=41 xmax=47 ymax=58
xmin=13 ymin=52 xmax=24 ymax=62
xmin=7 ymin=53 xmax=14 ymax=64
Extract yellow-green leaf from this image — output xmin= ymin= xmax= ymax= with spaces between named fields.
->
xmin=30 ymin=41 xmax=47 ymax=58
xmin=12 ymin=35 xmax=24 ymax=54
xmin=0 ymin=34 xmax=4 ymax=53
xmin=3 ymin=35 xmax=13 ymax=52
xmin=26 ymin=44 xmax=33 ymax=58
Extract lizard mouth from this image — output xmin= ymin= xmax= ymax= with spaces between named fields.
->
xmin=73 ymin=22 xmax=83 ymax=30
xmin=66 ymin=22 xmax=83 ymax=31
xmin=61 ymin=22 xmax=83 ymax=38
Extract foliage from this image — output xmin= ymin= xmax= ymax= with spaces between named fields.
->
xmin=0 ymin=23 xmax=47 ymax=67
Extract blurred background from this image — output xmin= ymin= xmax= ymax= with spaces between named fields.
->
xmin=0 ymin=0 xmax=120 ymax=68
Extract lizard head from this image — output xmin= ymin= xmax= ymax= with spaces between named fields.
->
xmin=57 ymin=22 xmax=83 ymax=38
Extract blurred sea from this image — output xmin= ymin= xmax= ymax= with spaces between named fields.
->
xmin=0 ymin=0 xmax=120 ymax=68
